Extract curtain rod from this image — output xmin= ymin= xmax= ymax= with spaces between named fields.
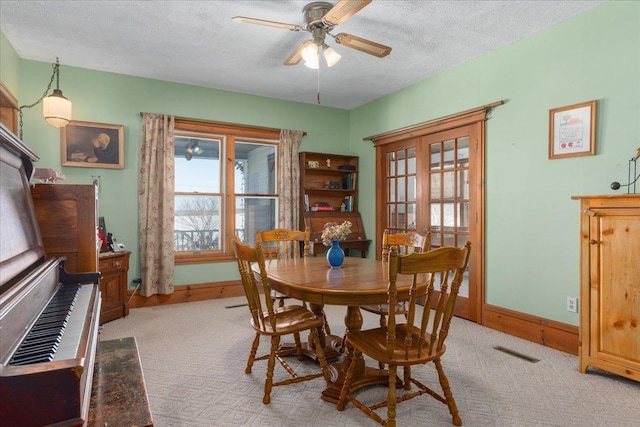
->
xmin=362 ymin=100 xmax=505 ymax=142
xmin=139 ymin=113 xmax=306 ymax=136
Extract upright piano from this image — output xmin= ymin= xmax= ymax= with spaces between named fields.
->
xmin=0 ymin=123 xmax=101 ymax=426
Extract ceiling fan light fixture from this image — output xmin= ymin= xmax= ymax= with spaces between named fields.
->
xmin=304 ymin=56 xmax=320 ymax=69
xmin=322 ymin=44 xmax=341 ymax=67
xmin=185 ymin=140 xmax=203 ymax=160
xmin=301 ymin=42 xmax=319 ymax=63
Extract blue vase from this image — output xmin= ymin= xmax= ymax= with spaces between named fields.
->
xmin=326 ymin=240 xmax=345 ymax=268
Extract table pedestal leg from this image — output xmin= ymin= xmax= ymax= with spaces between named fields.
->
xmin=321 ymin=305 xmax=400 ymax=404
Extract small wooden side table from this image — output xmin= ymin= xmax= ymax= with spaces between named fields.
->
xmin=98 ymin=251 xmax=130 ymax=324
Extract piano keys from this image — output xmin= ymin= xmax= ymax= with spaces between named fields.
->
xmin=9 ymin=282 xmax=97 ymax=365
xmin=0 ymin=123 xmax=101 ymax=427
xmin=9 ymin=284 xmax=80 ymax=365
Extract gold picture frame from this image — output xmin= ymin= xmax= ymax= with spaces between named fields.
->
xmin=61 ymin=120 xmax=124 ymax=169
xmin=548 ymin=100 xmax=596 ymax=159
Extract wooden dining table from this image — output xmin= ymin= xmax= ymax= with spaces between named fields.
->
xmin=253 ymin=255 xmax=427 ymax=404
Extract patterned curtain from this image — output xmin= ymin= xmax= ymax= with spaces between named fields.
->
xmin=278 ymin=130 xmax=303 ymax=229
xmin=138 ymin=113 xmax=175 ymax=296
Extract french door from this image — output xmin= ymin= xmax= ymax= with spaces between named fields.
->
xmin=374 ymin=121 xmax=484 ymax=322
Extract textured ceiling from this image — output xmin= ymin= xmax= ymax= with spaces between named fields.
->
xmin=0 ymin=0 xmax=605 ymax=110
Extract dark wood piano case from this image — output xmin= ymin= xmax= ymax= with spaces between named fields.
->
xmin=0 ymin=123 xmax=101 ymax=427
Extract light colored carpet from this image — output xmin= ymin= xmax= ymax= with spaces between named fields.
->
xmin=99 ymin=297 xmax=640 ymax=427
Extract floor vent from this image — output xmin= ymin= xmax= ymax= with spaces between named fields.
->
xmin=493 ymin=346 xmax=540 ymax=363
xmin=225 ymin=303 xmax=248 ymax=309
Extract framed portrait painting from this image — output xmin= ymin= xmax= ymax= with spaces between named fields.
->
xmin=548 ymin=100 xmax=596 ymax=159
xmin=61 ymin=120 xmax=124 ymax=169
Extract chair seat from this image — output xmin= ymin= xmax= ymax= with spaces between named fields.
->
xmin=360 ymin=302 xmax=407 ymax=315
xmin=346 ymin=324 xmax=445 ymax=366
xmin=252 ymin=305 xmax=324 ymax=335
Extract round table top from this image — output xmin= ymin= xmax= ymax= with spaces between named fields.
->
xmin=256 ymin=256 xmax=425 ymax=306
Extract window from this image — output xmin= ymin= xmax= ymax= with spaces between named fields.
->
xmin=174 ymin=120 xmax=280 ymax=263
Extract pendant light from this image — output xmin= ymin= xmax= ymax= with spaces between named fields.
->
xmin=19 ymin=57 xmax=72 ymax=139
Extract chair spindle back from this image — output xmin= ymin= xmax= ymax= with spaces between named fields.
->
xmin=256 ymin=227 xmax=310 ymax=260
xmin=387 ymin=242 xmax=471 ymax=360
xmin=381 ymin=229 xmax=430 ymax=261
xmin=232 ymin=237 xmax=276 ymax=332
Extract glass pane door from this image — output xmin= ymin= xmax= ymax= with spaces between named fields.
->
xmin=385 ymin=146 xmax=417 ymax=234
xmin=428 ymin=135 xmax=470 ymax=300
xmin=424 ymin=125 xmax=479 ymax=320
xmin=376 ymin=121 xmax=483 ymax=323
xmin=428 ymin=136 xmax=469 ymax=247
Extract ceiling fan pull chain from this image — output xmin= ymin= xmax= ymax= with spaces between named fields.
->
xmin=317 ymin=66 xmax=321 ymax=105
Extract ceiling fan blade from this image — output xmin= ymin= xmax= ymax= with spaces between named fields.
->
xmin=334 ymin=33 xmax=392 ymax=58
xmin=232 ymin=16 xmax=303 ymax=32
xmin=284 ymin=41 xmax=310 ymax=66
xmin=323 ymin=0 xmax=372 ymax=26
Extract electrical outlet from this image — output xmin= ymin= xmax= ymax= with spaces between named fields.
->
xmin=567 ymin=296 xmax=578 ymax=313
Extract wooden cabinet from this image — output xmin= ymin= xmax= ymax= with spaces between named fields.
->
xmin=572 ymin=194 xmax=640 ymax=382
xmin=98 ymin=251 xmax=130 ymax=324
xmin=300 ymin=152 xmax=370 ymax=257
xmin=300 ymin=151 xmax=359 ymax=221
xmin=30 ymin=183 xmax=129 ymax=324
xmin=31 ymin=184 xmax=98 ymax=273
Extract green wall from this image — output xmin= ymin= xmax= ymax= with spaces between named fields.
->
xmin=349 ymin=0 xmax=639 ymax=325
xmin=2 ymin=1 xmax=637 ymax=326
xmin=0 ymin=30 xmax=19 ymax=96
xmin=9 ymin=60 xmax=350 ymax=289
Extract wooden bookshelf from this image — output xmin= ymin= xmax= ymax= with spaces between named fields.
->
xmin=299 ymin=152 xmax=370 ymax=257
xmin=299 ymin=151 xmax=359 ymax=219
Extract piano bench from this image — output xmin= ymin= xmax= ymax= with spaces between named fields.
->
xmin=88 ymin=337 xmax=153 ymax=427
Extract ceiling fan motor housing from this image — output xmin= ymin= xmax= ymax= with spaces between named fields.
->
xmin=303 ymin=2 xmax=335 ymax=30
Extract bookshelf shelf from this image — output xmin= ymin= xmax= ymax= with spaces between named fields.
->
xmin=300 ymin=151 xmax=359 ymax=217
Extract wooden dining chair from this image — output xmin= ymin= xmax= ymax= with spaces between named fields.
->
xmin=361 ymin=229 xmax=430 ymax=327
xmin=337 ymin=242 xmax=472 ymax=427
xmin=342 ymin=229 xmax=430 ymax=358
xmin=256 ymin=227 xmax=310 ymax=261
xmin=232 ymin=237 xmax=331 ymax=404
xmin=256 ymin=227 xmax=309 ymax=305
xmin=256 ymin=227 xmax=332 ymax=335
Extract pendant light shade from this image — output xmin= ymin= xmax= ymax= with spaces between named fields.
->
xmin=18 ymin=57 xmax=72 ymax=139
xmin=301 ymin=41 xmax=341 ymax=69
xmin=304 ymin=55 xmax=320 ymax=69
xmin=301 ymin=42 xmax=319 ymax=69
xmin=323 ymin=45 xmax=341 ymax=67
xmin=43 ymin=88 xmax=72 ymax=128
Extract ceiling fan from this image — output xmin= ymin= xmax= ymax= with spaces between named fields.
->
xmin=232 ymin=0 xmax=392 ymax=69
